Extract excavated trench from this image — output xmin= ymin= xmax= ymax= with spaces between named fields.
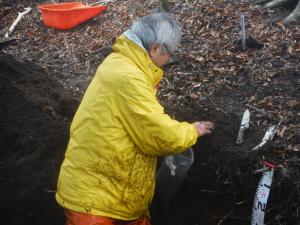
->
xmin=0 ymin=54 xmax=298 ymax=225
xmin=151 ymin=104 xmax=264 ymax=225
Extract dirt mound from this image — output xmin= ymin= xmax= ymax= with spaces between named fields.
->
xmin=0 ymin=53 xmax=78 ymax=225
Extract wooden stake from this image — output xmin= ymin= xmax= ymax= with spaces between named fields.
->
xmin=5 ymin=7 xmax=31 ymax=38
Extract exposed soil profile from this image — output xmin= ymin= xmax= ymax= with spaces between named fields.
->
xmin=0 ymin=53 xmax=77 ymax=225
xmin=0 ymin=54 xmax=299 ymax=225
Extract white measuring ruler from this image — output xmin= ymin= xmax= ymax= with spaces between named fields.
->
xmin=251 ymin=163 xmax=274 ymax=225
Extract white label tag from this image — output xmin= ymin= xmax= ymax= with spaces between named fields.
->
xmin=251 ymin=169 xmax=274 ymax=225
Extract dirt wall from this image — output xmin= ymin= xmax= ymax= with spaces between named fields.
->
xmin=0 ymin=53 xmax=78 ymax=225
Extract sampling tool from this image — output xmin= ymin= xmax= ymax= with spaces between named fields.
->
xmin=236 ymin=109 xmax=250 ymax=144
xmin=252 ymin=120 xmax=282 ymax=151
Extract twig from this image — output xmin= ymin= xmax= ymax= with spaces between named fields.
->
xmin=208 ymin=97 xmax=226 ymax=114
xmin=217 ymin=210 xmax=233 ymax=225
xmin=173 ymin=2 xmax=183 ymax=11
xmin=79 ymin=26 xmax=90 ymax=44
xmin=246 ymin=104 xmax=266 ymax=114
xmin=253 ymin=167 xmax=270 ymax=174
xmin=42 ymin=189 xmax=56 ymax=193
xmin=198 ymin=189 xmax=227 ymax=194
xmin=235 ymin=200 xmax=248 ymax=205
xmin=184 ymin=0 xmax=191 ymax=7
xmin=90 ymin=0 xmax=114 ymax=5
xmin=226 ymin=215 xmax=249 ymax=221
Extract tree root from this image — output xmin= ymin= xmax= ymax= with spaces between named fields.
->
xmin=264 ymin=0 xmax=300 ymax=24
xmin=283 ymin=0 xmax=300 ymax=24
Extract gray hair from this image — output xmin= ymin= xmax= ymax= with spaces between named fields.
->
xmin=130 ymin=12 xmax=181 ymax=54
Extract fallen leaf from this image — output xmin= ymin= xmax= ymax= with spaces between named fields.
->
xmin=225 ymin=50 xmax=232 ymax=56
xmin=276 ymin=22 xmax=286 ymax=31
xmin=247 ymin=96 xmax=256 ymax=104
xmin=257 ymin=97 xmax=273 ymax=109
xmin=195 ymin=57 xmax=204 ymax=62
xmin=190 ymin=93 xmax=199 ymax=99
xmin=287 ymin=99 xmax=299 ymax=109
xmin=211 ymin=31 xmax=219 ymax=38
xmin=295 ymin=42 xmax=300 ymax=52
xmin=277 ymin=125 xmax=287 ymax=138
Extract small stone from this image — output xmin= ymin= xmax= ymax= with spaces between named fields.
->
xmin=293 ymin=145 xmax=300 ymax=152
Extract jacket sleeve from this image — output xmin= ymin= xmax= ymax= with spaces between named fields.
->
xmin=116 ymin=75 xmax=198 ymax=157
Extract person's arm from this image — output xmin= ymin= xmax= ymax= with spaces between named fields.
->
xmin=116 ymin=75 xmax=198 ymax=156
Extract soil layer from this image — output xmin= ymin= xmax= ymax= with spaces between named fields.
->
xmin=0 ymin=0 xmax=300 ymax=224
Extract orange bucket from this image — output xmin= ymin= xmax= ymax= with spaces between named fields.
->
xmin=39 ymin=2 xmax=108 ymax=30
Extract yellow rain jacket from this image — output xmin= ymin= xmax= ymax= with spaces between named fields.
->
xmin=56 ymin=30 xmax=198 ymax=220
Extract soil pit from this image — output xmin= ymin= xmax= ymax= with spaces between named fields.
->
xmin=0 ymin=54 xmax=299 ymax=225
xmin=0 ymin=53 xmax=77 ymax=225
xmin=151 ymin=106 xmax=265 ymax=225
xmin=151 ymin=105 xmax=300 ymax=225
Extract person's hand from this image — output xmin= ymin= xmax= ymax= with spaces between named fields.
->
xmin=193 ymin=121 xmax=215 ymax=137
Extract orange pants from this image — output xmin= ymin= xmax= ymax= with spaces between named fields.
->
xmin=65 ymin=210 xmax=152 ymax=225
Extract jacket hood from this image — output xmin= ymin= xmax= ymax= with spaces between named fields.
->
xmin=112 ymin=30 xmax=163 ymax=87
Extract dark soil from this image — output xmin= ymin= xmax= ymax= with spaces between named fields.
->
xmin=0 ymin=0 xmax=300 ymax=225
xmin=151 ymin=107 xmax=300 ymax=225
xmin=0 ymin=53 xmax=78 ymax=225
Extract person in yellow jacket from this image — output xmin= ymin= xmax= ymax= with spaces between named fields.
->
xmin=56 ymin=12 xmax=214 ymax=225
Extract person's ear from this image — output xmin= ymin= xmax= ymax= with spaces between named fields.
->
xmin=149 ymin=43 xmax=160 ymax=57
